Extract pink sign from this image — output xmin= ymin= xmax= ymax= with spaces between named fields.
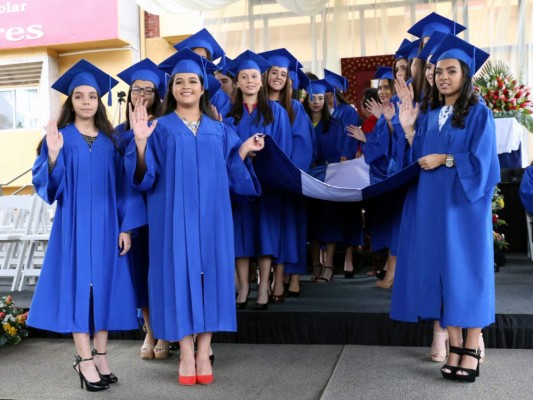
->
xmin=0 ymin=0 xmax=118 ymax=50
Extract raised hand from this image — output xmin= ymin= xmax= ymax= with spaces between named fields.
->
xmin=210 ymin=104 xmax=223 ymax=121
xmin=46 ymin=120 xmax=63 ymax=162
xmin=398 ymin=98 xmax=419 ymax=133
xmin=394 ymin=77 xmax=413 ymax=103
xmin=383 ymin=101 xmax=396 ymax=121
xmin=346 ymin=124 xmax=367 ymax=142
xmin=129 ymin=99 xmax=157 ymax=141
xmin=239 ymin=134 xmax=265 ymax=160
xmin=365 ymin=98 xmax=383 ymax=119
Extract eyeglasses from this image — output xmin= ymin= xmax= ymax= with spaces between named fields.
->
xmin=131 ymin=86 xmax=155 ymax=95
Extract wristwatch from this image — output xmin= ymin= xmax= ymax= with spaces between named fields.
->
xmin=445 ymin=154 xmax=455 ymax=168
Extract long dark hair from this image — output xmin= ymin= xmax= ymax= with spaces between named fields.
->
xmin=334 ymin=90 xmax=351 ymax=106
xmin=430 ymin=60 xmax=478 ymax=129
xmin=37 ymin=95 xmax=118 ymax=155
xmin=303 ymin=92 xmax=331 ymax=131
xmin=160 ymin=73 xmax=217 ymax=120
xmin=227 ymin=77 xmax=273 ymax=126
xmin=124 ymin=83 xmax=162 ymax=130
xmin=263 ymin=67 xmax=295 ymax=123
xmin=419 ymin=61 xmax=434 ymax=114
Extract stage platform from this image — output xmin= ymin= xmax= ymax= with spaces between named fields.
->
xmin=2 ymin=253 xmax=533 ymax=349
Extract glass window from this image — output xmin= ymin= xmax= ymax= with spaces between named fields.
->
xmin=0 ymin=88 xmax=39 ymax=131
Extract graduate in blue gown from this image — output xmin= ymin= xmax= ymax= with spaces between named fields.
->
xmin=398 ymin=35 xmax=498 ymax=382
xmin=520 ymin=164 xmax=533 ymax=214
xmin=224 ymin=50 xmax=293 ymax=310
xmin=324 ymin=68 xmax=364 ymax=278
xmin=259 ymin=48 xmax=314 ymax=299
xmin=27 ymin=60 xmax=146 ymax=391
xmin=304 ymin=79 xmax=359 ymax=282
xmin=116 ymin=58 xmax=171 ymax=360
xmin=125 ymin=49 xmax=263 ymax=385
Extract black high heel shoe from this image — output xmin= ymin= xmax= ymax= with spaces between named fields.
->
xmin=344 ymin=269 xmax=354 ymax=279
xmin=441 ymin=346 xmax=463 ymax=380
xmin=456 ymin=347 xmax=481 ymax=383
xmin=236 ymin=287 xmax=250 ymax=310
xmin=72 ymin=355 xmax=109 ymax=392
xmin=91 ymin=349 xmax=118 ymax=384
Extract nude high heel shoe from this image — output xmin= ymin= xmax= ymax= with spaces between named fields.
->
xmin=430 ymin=331 xmax=449 ymax=362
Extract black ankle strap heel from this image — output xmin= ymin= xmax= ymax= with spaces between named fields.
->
xmin=91 ymin=348 xmax=118 ymax=384
xmin=456 ymin=347 xmax=481 ymax=383
xmin=73 ymin=355 xmax=109 ymax=391
xmin=441 ymin=346 xmax=463 ymax=380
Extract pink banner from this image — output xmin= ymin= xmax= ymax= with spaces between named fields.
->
xmin=0 ymin=0 xmax=118 ymax=50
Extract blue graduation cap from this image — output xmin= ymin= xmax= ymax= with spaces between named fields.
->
xmin=51 ymin=59 xmax=118 ymax=106
xmin=173 ymin=28 xmax=225 ymax=62
xmin=431 ymin=34 xmax=489 ymax=77
xmin=375 ymin=66 xmax=394 ymax=80
xmin=306 ymin=79 xmax=334 ymax=97
xmin=395 ymin=39 xmax=421 ymax=60
xmin=324 ymin=69 xmax=348 ymax=92
xmin=295 ymin=69 xmax=310 ymax=91
xmin=117 ymin=58 xmax=168 ymax=98
xmin=418 ymin=31 xmax=448 ymax=62
xmin=258 ymin=48 xmax=303 ymax=72
xmin=408 ymin=12 xmax=466 ymax=39
xmin=395 ymin=39 xmax=411 ymax=59
xmin=158 ymin=48 xmax=218 ymax=89
xmin=225 ymin=50 xmax=271 ymax=76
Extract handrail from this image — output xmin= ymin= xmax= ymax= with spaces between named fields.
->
xmin=0 ymin=167 xmax=32 ymax=196
xmin=11 ymin=185 xmax=35 ymax=196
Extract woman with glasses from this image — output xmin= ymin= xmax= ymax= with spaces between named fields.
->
xmin=116 ymin=59 xmax=169 ymax=360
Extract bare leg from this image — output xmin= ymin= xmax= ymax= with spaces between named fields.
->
xmin=430 ymin=321 xmax=448 ymax=362
xmin=376 ymin=254 xmax=396 ymax=288
xmin=178 ymin=335 xmax=195 ymax=377
xmin=317 ymin=243 xmax=335 ymax=282
xmin=256 ymin=256 xmax=272 ymax=305
xmin=92 ymin=330 xmax=112 ymax=375
xmin=73 ymin=332 xmax=101 ymax=383
xmin=288 ymin=274 xmax=300 ymax=293
xmin=236 ymin=257 xmax=250 ymax=303
xmin=442 ymin=326 xmax=463 ymax=374
xmin=272 ymin=263 xmax=285 ymax=298
xmin=344 ymin=246 xmax=353 ymax=272
xmin=196 ymin=333 xmax=213 ymax=376
xmin=311 ymin=241 xmax=322 ymax=280
xmin=457 ymin=327 xmax=482 ymax=376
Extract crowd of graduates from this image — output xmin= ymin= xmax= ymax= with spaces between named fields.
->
xmin=26 ymin=10 xmax=499 ymax=390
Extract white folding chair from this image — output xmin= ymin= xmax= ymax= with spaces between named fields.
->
xmin=0 ymin=195 xmax=36 ymax=290
xmin=17 ymin=197 xmax=55 ymax=291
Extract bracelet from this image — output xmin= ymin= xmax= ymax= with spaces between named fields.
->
xmin=404 ymin=129 xmax=416 ymax=139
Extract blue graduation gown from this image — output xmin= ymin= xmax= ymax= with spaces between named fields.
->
xmin=116 ymin=121 xmax=150 ymax=309
xmin=225 ymin=100 xmax=293 ymax=258
xmin=27 ymin=124 xmax=146 ymax=333
xmin=211 ymin=88 xmax=232 ymax=118
xmin=414 ymin=102 xmax=500 ymax=328
xmin=519 ymin=167 xmax=533 ymax=214
xmin=281 ymin=100 xmax=315 ymax=273
xmin=332 ymin=103 xmax=360 ymax=160
xmin=124 ymin=113 xmax=261 ymax=341
xmin=308 ymin=118 xmax=363 ymax=245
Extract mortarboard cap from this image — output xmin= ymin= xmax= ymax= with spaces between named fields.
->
xmin=408 ymin=12 xmax=466 ymax=39
xmin=431 ymin=34 xmax=489 ymax=77
xmin=295 ymin=69 xmax=310 ymax=91
xmin=158 ymin=48 xmax=218 ymax=90
xmin=216 ymin=57 xmax=234 ymax=78
xmin=225 ymin=50 xmax=272 ymax=76
xmin=306 ymin=79 xmax=334 ymax=97
xmin=395 ymin=39 xmax=412 ymax=59
xmin=173 ymin=28 xmax=225 ymax=62
xmin=395 ymin=39 xmax=421 ymax=60
xmin=324 ymin=68 xmax=349 ymax=92
xmin=51 ymin=59 xmax=118 ymax=106
xmin=258 ymin=48 xmax=303 ymax=72
xmin=117 ymin=58 xmax=168 ymax=98
xmin=418 ymin=31 xmax=448 ymax=63
xmin=375 ymin=66 xmax=394 ymax=80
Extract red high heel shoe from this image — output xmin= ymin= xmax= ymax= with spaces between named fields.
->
xmin=196 ymin=374 xmax=214 ymax=385
xmin=178 ymin=374 xmax=196 ymax=385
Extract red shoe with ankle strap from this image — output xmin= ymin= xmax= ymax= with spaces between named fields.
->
xmin=196 ymin=374 xmax=214 ymax=385
xmin=178 ymin=374 xmax=196 ymax=385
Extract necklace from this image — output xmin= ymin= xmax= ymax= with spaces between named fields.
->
xmin=176 ymin=111 xmax=202 ymax=135
xmin=438 ymin=105 xmax=453 ymax=132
